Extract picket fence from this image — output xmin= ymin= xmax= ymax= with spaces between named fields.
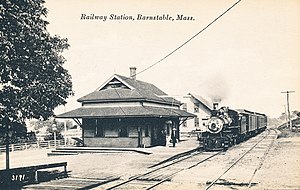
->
xmin=0 ymin=139 xmax=66 ymax=153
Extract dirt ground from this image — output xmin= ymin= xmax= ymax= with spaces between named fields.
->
xmin=1 ymin=130 xmax=300 ymax=190
xmin=251 ymin=130 xmax=300 ymax=190
xmin=158 ymin=129 xmax=300 ymax=190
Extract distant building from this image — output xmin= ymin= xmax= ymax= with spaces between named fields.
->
xmin=57 ymin=68 xmax=195 ymax=148
xmin=179 ymin=93 xmax=212 ymax=133
xmin=61 ymin=125 xmax=82 ymax=145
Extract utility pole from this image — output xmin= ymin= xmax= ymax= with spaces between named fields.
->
xmin=282 ymin=105 xmax=288 ymax=128
xmin=281 ymin=91 xmax=295 ymax=130
xmin=64 ymin=105 xmax=67 ymax=146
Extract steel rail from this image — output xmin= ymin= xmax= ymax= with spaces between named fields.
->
xmin=187 ymin=151 xmax=223 ymax=170
xmin=148 ymin=148 xmax=199 ymax=168
xmin=107 ymin=151 xmax=221 ymax=190
xmin=106 ymin=150 xmax=202 ymax=190
xmin=145 ymin=151 xmax=222 ymax=190
xmin=205 ymin=129 xmax=271 ymax=190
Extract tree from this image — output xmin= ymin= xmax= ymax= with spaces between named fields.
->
xmin=0 ymin=0 xmax=73 ymax=132
xmin=278 ymin=112 xmax=287 ymax=122
xmin=292 ymin=110 xmax=299 ymax=118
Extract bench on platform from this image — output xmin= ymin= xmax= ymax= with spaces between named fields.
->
xmin=0 ymin=162 xmax=68 ymax=187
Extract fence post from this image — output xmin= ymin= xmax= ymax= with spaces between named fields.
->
xmin=48 ymin=141 xmax=51 ymax=149
xmin=11 ymin=144 xmax=14 ymax=152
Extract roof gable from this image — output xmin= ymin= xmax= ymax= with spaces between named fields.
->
xmin=101 ymin=78 xmax=130 ymax=90
xmin=77 ymin=74 xmax=180 ymax=105
xmin=188 ymin=93 xmax=212 ymax=111
xmin=96 ymin=75 xmax=134 ymax=91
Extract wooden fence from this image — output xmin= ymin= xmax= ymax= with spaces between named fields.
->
xmin=0 ymin=139 xmax=65 ymax=153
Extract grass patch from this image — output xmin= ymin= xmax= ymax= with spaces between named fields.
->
xmin=277 ymin=129 xmax=300 ymax=139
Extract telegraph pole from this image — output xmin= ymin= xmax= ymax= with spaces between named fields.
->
xmin=282 ymin=105 xmax=288 ymax=128
xmin=281 ymin=91 xmax=295 ymax=130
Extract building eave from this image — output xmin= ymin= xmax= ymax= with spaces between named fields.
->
xmin=56 ymin=106 xmax=196 ymax=119
xmin=79 ymin=98 xmax=181 ymax=107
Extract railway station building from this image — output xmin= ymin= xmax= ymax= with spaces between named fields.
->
xmin=56 ymin=68 xmax=195 ymax=148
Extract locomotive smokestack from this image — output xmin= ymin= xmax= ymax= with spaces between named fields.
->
xmin=130 ymin=67 xmax=137 ymax=80
xmin=213 ymin=103 xmax=219 ymax=110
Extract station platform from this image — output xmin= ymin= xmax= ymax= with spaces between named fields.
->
xmin=47 ymin=136 xmax=199 ymax=157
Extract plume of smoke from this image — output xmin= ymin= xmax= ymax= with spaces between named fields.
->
xmin=203 ymin=74 xmax=228 ymax=104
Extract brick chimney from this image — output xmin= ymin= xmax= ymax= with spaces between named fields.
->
xmin=130 ymin=67 xmax=137 ymax=80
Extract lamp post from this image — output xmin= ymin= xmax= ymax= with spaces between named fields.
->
xmin=52 ymin=124 xmax=57 ymax=148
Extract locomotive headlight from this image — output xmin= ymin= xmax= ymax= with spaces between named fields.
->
xmin=207 ymin=117 xmax=224 ymax=133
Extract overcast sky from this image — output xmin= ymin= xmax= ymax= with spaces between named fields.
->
xmin=45 ymin=0 xmax=300 ymax=118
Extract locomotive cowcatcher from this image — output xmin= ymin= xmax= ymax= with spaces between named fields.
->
xmin=198 ymin=103 xmax=267 ymax=150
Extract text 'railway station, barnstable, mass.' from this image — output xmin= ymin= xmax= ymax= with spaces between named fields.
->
xmin=56 ymin=67 xmax=196 ymax=148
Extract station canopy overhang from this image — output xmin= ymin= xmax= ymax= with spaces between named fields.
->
xmin=56 ymin=106 xmax=196 ymax=120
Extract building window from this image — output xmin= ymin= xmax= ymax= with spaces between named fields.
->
xmin=183 ymin=121 xmax=187 ymax=127
xmin=145 ymin=126 xmax=149 ymax=137
xmin=194 ymin=103 xmax=199 ymax=113
xmin=95 ymin=125 xmax=104 ymax=137
xmin=194 ymin=117 xmax=199 ymax=127
xmin=102 ymin=78 xmax=129 ymax=90
xmin=84 ymin=118 xmax=96 ymax=127
xmin=119 ymin=126 xmax=128 ymax=137
xmin=182 ymin=103 xmax=187 ymax=111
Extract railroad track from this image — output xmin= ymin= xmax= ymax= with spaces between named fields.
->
xmin=104 ymin=150 xmax=222 ymax=190
xmin=23 ymin=148 xmax=221 ymax=190
xmin=23 ymin=130 xmax=277 ymax=190
xmin=23 ymin=176 xmax=120 ymax=190
xmin=205 ymin=129 xmax=278 ymax=190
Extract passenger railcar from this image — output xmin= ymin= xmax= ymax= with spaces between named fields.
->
xmin=198 ymin=105 xmax=267 ymax=150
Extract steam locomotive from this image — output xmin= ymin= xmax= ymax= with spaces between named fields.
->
xmin=198 ymin=104 xmax=267 ymax=150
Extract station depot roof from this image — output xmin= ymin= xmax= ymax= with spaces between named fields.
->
xmin=56 ymin=106 xmax=195 ymax=119
xmin=77 ymin=74 xmax=181 ymax=106
xmin=56 ymin=73 xmax=195 ymax=119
